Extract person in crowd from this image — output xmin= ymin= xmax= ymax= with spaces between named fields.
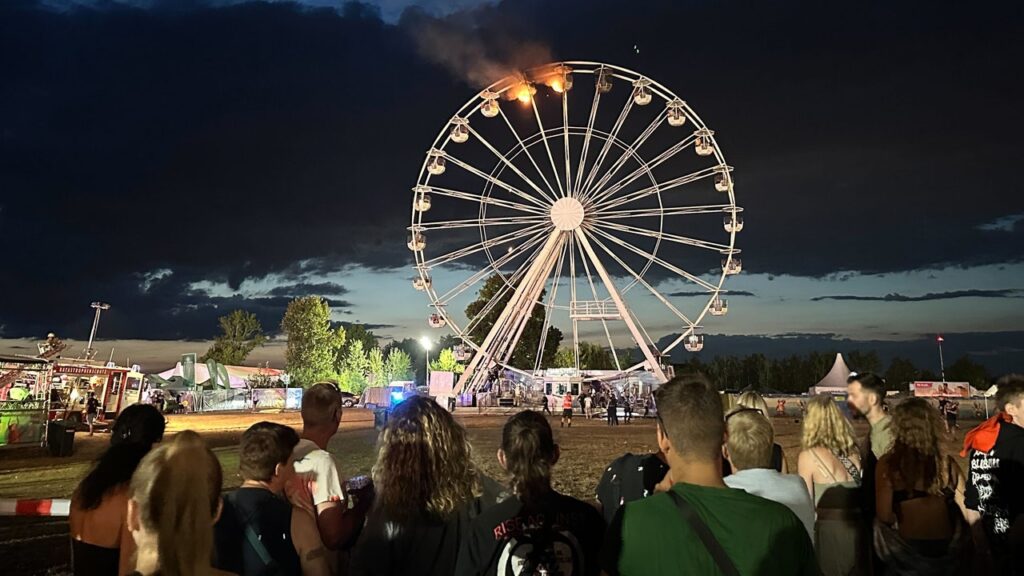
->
xmin=541 ymin=394 xmax=551 ymax=415
xmin=86 ymin=392 xmax=100 ymax=436
xmin=602 ymin=375 xmax=817 ymax=575
xmin=623 ymin=395 xmax=633 ymax=424
xmin=607 ymin=394 xmax=619 ymax=426
xmin=351 ymin=395 xmax=500 ymax=576
xmin=874 ymin=398 xmax=970 ymax=574
xmin=126 ymin=430 xmax=225 ymax=576
xmin=456 ymin=411 xmax=605 ymax=575
xmin=288 ymin=383 xmax=371 ymax=565
xmin=963 ymin=374 xmax=1024 ymax=574
xmin=847 ymin=372 xmax=893 ymax=460
xmin=561 ymin=392 xmax=574 ymax=428
xmin=595 ymin=450 xmax=670 ymax=525
xmin=723 ymin=391 xmax=789 ymax=475
xmin=70 ymin=403 xmax=166 ymax=576
xmin=214 ymin=422 xmax=309 ymax=576
xmin=798 ymin=394 xmax=864 ymax=576
xmin=584 ymin=392 xmax=594 ymax=420
xmin=724 ymin=407 xmax=815 ymax=543
xmin=946 ymin=400 xmax=959 ymax=432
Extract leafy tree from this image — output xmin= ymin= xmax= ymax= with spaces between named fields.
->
xmin=201 ymin=310 xmax=266 ymax=365
xmin=280 ymin=296 xmax=345 ymax=386
xmin=367 ymin=347 xmax=386 ymax=385
xmin=464 ymin=275 xmax=562 ymax=369
xmin=552 ymin=347 xmax=575 ymax=368
xmin=384 ymin=348 xmax=413 ymax=382
xmin=337 ymin=340 xmax=370 ymax=394
xmin=946 ymin=354 xmax=991 ymax=391
xmin=430 ymin=348 xmax=466 ymax=374
xmin=339 ymin=323 xmax=379 ymax=357
xmin=884 ymin=357 xmax=918 ymax=392
xmin=846 ymin=350 xmax=882 ymax=374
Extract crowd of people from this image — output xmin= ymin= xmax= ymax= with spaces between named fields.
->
xmin=65 ymin=373 xmax=1024 ymax=575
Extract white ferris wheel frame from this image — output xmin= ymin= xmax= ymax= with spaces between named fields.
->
xmin=408 ymin=61 xmax=743 ymax=394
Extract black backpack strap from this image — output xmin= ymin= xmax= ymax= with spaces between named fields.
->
xmin=665 ymin=490 xmax=740 ymax=576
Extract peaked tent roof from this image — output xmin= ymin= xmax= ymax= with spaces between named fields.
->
xmin=813 ymin=353 xmax=851 ymax=390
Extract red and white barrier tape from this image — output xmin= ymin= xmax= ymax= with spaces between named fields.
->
xmin=0 ymin=498 xmax=71 ymax=516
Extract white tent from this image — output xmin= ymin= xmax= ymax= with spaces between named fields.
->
xmin=808 ymin=353 xmax=851 ymax=395
xmin=155 ymin=362 xmax=247 ymax=388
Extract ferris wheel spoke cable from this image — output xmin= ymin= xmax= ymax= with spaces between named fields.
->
xmin=498 ymin=108 xmax=560 ymax=203
xmin=423 ymin=223 xmax=548 ymax=269
xmin=462 ymin=236 xmax=551 ymax=336
xmin=578 ymin=93 xmax=635 ymax=199
xmin=593 ymin=166 xmax=720 ymax=213
xmin=533 ymin=234 xmax=569 ymax=372
xmin=443 ymin=153 xmax=550 ymax=210
xmin=529 ymin=97 xmax=566 ymax=198
xmin=434 ymin=231 xmax=549 ymax=306
xmin=588 ymin=134 xmax=696 ymax=207
xmin=424 ymin=185 xmax=547 ymax=215
xmin=573 ymin=232 xmax=622 ymax=372
xmin=572 ymin=85 xmax=602 ymax=198
xmin=599 ymin=204 xmax=733 ymax=220
xmin=595 ymin=220 xmax=731 ymax=252
xmin=586 ymin=228 xmax=695 ymax=327
xmin=467 ymin=125 xmax=558 ymax=205
xmin=589 ymin=225 xmax=719 ymax=292
xmin=580 ymin=109 xmax=667 ymax=205
xmin=414 ymin=214 xmax=546 ymax=231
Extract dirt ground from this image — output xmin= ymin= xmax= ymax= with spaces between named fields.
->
xmin=0 ymin=408 xmax=976 ymax=575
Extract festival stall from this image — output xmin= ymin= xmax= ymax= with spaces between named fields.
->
xmin=51 ymin=360 xmax=138 ymax=421
xmin=0 ymin=355 xmax=52 ymax=447
xmin=807 ymin=353 xmax=852 ymax=396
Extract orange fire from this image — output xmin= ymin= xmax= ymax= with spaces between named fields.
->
xmin=512 ymin=83 xmax=535 ymax=104
xmin=550 ymin=79 xmax=564 ymax=93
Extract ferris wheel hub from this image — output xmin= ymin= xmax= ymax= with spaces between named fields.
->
xmin=549 ymin=197 xmax=585 ymax=231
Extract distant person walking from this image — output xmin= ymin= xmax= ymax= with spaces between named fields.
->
xmin=542 ymin=395 xmax=552 ymax=415
xmin=584 ymin=393 xmax=594 ymax=419
xmin=561 ymin=392 xmax=574 ymax=428
xmin=607 ymin=395 xmax=619 ymax=426
xmin=946 ymin=400 xmax=960 ymax=432
xmin=86 ymin=392 xmax=100 ymax=436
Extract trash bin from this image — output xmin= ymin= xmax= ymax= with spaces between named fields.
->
xmin=47 ymin=420 xmax=76 ymax=457
xmin=373 ymin=407 xmax=389 ymax=429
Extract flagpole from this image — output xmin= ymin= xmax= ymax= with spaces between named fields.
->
xmin=937 ymin=335 xmax=946 ymax=382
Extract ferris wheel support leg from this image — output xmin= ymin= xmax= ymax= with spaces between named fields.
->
xmin=573 ymin=230 xmax=668 ymax=383
xmin=454 ymin=231 xmax=564 ymax=395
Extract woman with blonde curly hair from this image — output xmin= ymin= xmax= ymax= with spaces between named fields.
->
xmin=798 ymin=394 xmax=865 ymax=575
xmin=874 ymin=398 xmax=970 ymax=574
xmin=351 ymin=395 xmax=497 ymax=576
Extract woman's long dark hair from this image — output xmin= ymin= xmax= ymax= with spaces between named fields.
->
xmin=502 ymin=410 xmax=557 ymax=506
xmin=75 ymin=404 xmax=166 ymax=510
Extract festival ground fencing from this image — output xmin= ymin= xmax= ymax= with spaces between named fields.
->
xmin=191 ymin=388 xmax=303 ymax=412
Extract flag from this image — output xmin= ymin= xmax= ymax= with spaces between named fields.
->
xmin=937 ymin=335 xmax=945 ymax=342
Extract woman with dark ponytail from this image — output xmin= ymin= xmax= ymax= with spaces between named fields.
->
xmin=70 ymin=403 xmax=166 ymax=575
xmin=455 ymin=411 xmax=605 ymax=576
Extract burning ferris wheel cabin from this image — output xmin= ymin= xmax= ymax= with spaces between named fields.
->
xmin=408 ymin=62 xmax=744 ymax=395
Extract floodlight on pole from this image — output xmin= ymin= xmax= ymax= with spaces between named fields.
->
xmin=83 ymin=302 xmax=111 ymax=360
xmin=937 ymin=334 xmax=946 ymax=382
xmin=420 ymin=337 xmax=432 ymax=386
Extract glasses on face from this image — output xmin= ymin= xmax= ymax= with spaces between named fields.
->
xmin=726 ymin=407 xmax=764 ymax=421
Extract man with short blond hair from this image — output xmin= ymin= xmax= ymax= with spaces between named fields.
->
xmin=723 ymin=408 xmax=815 ymax=543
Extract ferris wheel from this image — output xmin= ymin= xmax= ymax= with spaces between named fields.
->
xmin=408 ymin=61 xmax=743 ymax=394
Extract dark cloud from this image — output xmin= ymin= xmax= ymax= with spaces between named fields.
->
xmin=669 ymin=290 xmax=756 ymax=297
xmin=266 ymin=282 xmax=350 ymax=297
xmin=811 ymin=289 xmax=1023 ymax=302
xmin=1 ymin=0 xmax=1022 ymax=338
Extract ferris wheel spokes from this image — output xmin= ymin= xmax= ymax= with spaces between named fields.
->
xmin=442 ymin=152 xmax=550 ymax=210
xmin=589 ymin=226 xmax=719 ymax=292
xmin=528 ymin=96 xmax=567 ymax=198
xmin=460 ymin=234 xmax=552 ymax=337
xmin=587 ymin=133 xmax=697 ymax=207
xmin=423 ymin=185 xmax=547 ymax=215
xmin=578 ymin=92 xmax=635 ymax=200
xmin=532 ymin=235 xmax=569 ymax=372
xmin=422 ymin=223 xmax=548 ymax=269
xmin=573 ymin=230 xmax=667 ymax=382
xmin=600 ymin=204 xmax=734 ymax=220
xmin=413 ymin=214 xmax=546 ymax=231
xmin=572 ymin=81 xmax=604 ymax=198
xmin=579 ymin=109 xmax=667 ymax=205
xmin=498 ymin=108 xmax=561 ymax=203
xmin=467 ymin=125 xmax=559 ymax=205
xmin=572 ymin=231 xmax=623 ymax=373
xmin=433 ymin=231 xmax=549 ymax=306
xmin=595 ymin=220 xmax=732 ymax=252
xmin=594 ymin=166 xmax=719 ymax=213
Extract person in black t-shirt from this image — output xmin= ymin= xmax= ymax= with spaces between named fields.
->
xmin=455 ymin=410 xmax=605 ymax=576
xmin=595 ymin=452 xmax=670 ymax=525
xmin=215 ymin=422 xmax=303 ymax=576
xmin=964 ymin=374 xmax=1024 ymax=574
xmin=351 ymin=395 xmax=496 ymax=576
xmin=86 ymin=392 xmax=100 ymax=436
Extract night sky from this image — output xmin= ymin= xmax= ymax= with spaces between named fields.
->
xmin=1 ymin=0 xmax=1022 ymax=372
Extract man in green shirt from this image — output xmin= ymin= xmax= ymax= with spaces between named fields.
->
xmin=600 ymin=375 xmax=818 ymax=576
